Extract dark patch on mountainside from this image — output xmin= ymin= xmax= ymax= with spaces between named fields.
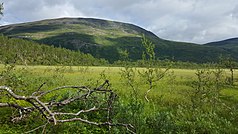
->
xmin=205 ymin=38 xmax=238 ymax=60
xmin=0 ymin=17 xmax=236 ymax=63
xmin=205 ymin=38 xmax=238 ymax=48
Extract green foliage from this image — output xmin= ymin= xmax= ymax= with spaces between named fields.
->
xmin=0 ymin=35 xmax=108 ymax=66
xmin=1 ymin=65 xmax=238 ymax=133
xmin=145 ymin=110 xmax=177 ymax=133
xmin=174 ymin=106 xmax=237 ymax=133
xmin=206 ymin=38 xmax=238 ymax=59
xmin=0 ymin=32 xmax=238 ymax=134
xmin=120 ymin=66 xmax=138 ymax=99
xmin=0 ymin=64 xmax=25 ymax=88
xmin=0 ymin=65 xmax=121 ymax=133
xmin=117 ymin=48 xmax=129 ymax=61
xmin=219 ymin=55 xmax=237 ymax=85
xmin=141 ymin=34 xmax=155 ymax=61
xmin=119 ymin=66 xmax=147 ymax=133
xmin=190 ymin=69 xmax=225 ymax=109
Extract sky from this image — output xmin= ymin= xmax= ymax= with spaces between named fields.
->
xmin=1 ymin=0 xmax=238 ymax=44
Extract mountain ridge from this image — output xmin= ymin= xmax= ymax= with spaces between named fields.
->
xmin=205 ymin=37 xmax=238 ymax=47
xmin=0 ymin=17 xmax=237 ymax=63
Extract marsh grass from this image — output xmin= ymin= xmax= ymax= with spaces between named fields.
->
xmin=0 ymin=65 xmax=238 ymax=133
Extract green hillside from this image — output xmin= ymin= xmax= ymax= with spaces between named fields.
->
xmin=205 ymin=38 xmax=238 ymax=48
xmin=0 ymin=35 xmax=107 ymax=65
xmin=205 ymin=38 xmax=238 ymax=57
xmin=0 ymin=17 xmax=235 ymax=63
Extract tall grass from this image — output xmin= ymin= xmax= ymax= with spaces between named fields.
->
xmin=0 ymin=65 xmax=238 ymax=133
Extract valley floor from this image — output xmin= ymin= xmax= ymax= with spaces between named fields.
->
xmin=0 ymin=65 xmax=238 ymax=133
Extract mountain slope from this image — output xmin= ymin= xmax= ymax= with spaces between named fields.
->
xmin=205 ymin=38 xmax=238 ymax=48
xmin=205 ymin=38 xmax=238 ymax=59
xmin=0 ymin=17 xmax=235 ymax=63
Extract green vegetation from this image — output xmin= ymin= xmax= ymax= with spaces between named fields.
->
xmin=0 ymin=64 xmax=238 ymax=133
xmin=0 ymin=17 xmax=236 ymax=63
xmin=206 ymin=38 xmax=238 ymax=60
xmin=0 ymin=35 xmax=108 ymax=65
xmin=1 ymin=21 xmax=238 ymax=133
xmin=1 ymin=34 xmax=229 ymax=69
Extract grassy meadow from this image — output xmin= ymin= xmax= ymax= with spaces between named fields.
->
xmin=0 ymin=64 xmax=238 ymax=133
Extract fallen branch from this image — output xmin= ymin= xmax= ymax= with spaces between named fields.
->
xmin=0 ymin=80 xmax=135 ymax=133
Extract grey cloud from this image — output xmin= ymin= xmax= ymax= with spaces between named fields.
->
xmin=1 ymin=0 xmax=238 ymax=44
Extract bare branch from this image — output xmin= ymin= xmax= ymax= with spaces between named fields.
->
xmin=32 ymin=82 xmax=46 ymax=96
xmin=144 ymin=68 xmax=170 ymax=102
xmin=0 ymin=80 xmax=135 ymax=133
xmin=54 ymin=106 xmax=99 ymax=116
xmin=144 ymin=80 xmax=152 ymax=102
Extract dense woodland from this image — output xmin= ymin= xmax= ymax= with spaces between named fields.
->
xmin=1 ymin=35 xmax=236 ymax=69
xmin=0 ymin=35 xmax=108 ymax=66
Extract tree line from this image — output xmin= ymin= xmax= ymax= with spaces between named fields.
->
xmin=0 ymin=35 xmax=108 ymax=66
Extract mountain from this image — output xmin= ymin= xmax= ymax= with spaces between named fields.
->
xmin=0 ymin=17 xmax=235 ymax=63
xmin=205 ymin=38 xmax=238 ymax=47
xmin=205 ymin=38 xmax=238 ymax=55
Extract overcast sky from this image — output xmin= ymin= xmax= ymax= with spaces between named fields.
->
xmin=1 ymin=0 xmax=238 ymax=44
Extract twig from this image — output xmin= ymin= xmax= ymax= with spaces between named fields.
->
xmin=24 ymin=122 xmax=49 ymax=134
